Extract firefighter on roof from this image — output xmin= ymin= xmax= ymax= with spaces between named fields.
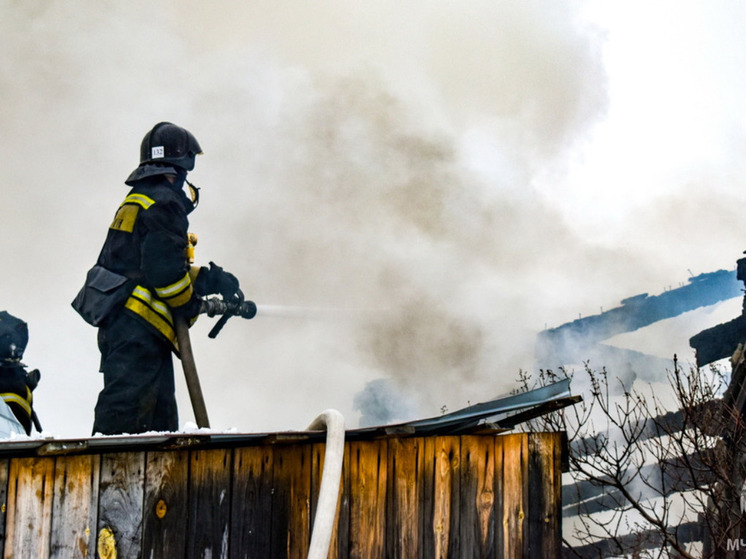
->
xmin=0 ymin=311 xmax=41 ymax=435
xmin=73 ymin=122 xmax=242 ymax=435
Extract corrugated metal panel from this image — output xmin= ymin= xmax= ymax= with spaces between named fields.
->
xmin=0 ymin=380 xmax=577 ymax=457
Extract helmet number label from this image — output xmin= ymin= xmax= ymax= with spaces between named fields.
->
xmin=151 ymin=146 xmax=165 ymax=159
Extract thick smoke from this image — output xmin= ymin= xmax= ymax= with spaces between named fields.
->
xmin=1 ymin=1 xmax=744 ymax=436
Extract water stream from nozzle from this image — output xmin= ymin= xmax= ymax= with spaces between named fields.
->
xmin=255 ymin=304 xmax=384 ymax=319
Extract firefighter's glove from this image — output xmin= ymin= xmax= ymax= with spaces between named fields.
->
xmin=199 ymin=262 xmax=241 ymax=300
xmin=173 ymin=293 xmax=202 ymax=323
xmin=25 ymin=369 xmax=40 ymax=391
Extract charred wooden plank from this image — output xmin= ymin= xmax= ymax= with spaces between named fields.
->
xmin=5 ymin=457 xmax=55 ymax=558
xmin=187 ymin=449 xmax=232 ymax=559
xmin=385 ymin=437 xmax=421 ymax=558
xmin=333 ymin=441 xmax=352 ymax=559
xmin=420 ymin=437 xmax=436 ymax=559
xmin=690 ymin=314 xmax=746 ymax=367
xmin=231 ymin=445 xmax=274 ymax=558
xmin=98 ymin=452 xmax=145 ymax=559
xmin=566 ymin=519 xmax=703 ymax=558
xmin=270 ymin=444 xmax=312 ymax=559
xmin=50 ymin=454 xmax=100 ymax=559
xmin=142 ymin=451 xmax=188 ymax=558
xmin=287 ymin=443 xmax=312 ymax=559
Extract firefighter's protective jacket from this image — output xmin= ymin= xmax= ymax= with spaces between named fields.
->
xmin=0 ymin=362 xmax=39 ymax=435
xmin=96 ymin=172 xmax=199 ymax=349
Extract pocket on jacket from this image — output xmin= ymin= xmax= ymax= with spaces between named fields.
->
xmin=71 ymin=266 xmax=133 ymax=327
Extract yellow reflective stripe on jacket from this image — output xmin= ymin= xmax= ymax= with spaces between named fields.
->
xmin=110 ymin=193 xmax=157 ymax=233
xmin=124 ymin=285 xmax=178 ymax=349
xmin=1 ymin=388 xmax=32 ymax=418
xmin=154 ymin=271 xmax=193 ymax=308
xmin=122 ymin=193 xmax=155 ymax=209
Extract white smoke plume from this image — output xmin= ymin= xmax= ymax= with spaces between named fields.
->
xmin=1 ymin=1 xmax=745 ymax=436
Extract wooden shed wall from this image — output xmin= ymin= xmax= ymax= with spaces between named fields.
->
xmin=0 ymin=431 xmax=563 ymax=559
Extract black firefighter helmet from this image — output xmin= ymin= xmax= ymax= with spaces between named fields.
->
xmin=0 ymin=311 xmax=28 ymax=362
xmin=126 ymin=122 xmax=203 ymax=186
xmin=139 ymin=122 xmax=202 ymax=172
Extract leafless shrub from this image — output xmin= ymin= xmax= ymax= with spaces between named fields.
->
xmin=519 ymin=357 xmax=746 ymax=558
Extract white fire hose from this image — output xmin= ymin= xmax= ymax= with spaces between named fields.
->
xmin=306 ymin=409 xmax=345 ymax=559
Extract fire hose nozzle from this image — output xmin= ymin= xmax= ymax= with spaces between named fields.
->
xmin=200 ymin=296 xmax=257 ymax=339
xmin=200 ymin=297 xmax=257 ymax=319
xmin=239 ymin=300 xmax=258 ymax=319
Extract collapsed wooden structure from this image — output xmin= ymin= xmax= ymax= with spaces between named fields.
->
xmin=0 ymin=428 xmax=565 ymax=558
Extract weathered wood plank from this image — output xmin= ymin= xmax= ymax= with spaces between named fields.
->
xmin=4 ymin=457 xmax=55 ymax=559
xmin=50 ymin=454 xmax=100 ymax=559
xmin=271 ymin=444 xmax=312 ymax=559
xmin=435 ymin=437 xmax=462 ymax=558
xmin=501 ymin=434 xmax=528 ymax=559
xmin=0 ymin=458 xmax=10 ymax=557
xmin=460 ymin=436 xmax=496 ymax=558
xmin=310 ymin=442 xmax=323 ymax=545
xmin=386 ymin=437 xmax=421 ymax=559
xmin=420 ymin=437 xmax=436 ymax=559
xmin=494 ymin=434 xmax=505 ymax=557
xmin=348 ymin=440 xmax=387 ymax=559
xmin=333 ymin=441 xmax=352 ymax=559
xmin=142 ymin=451 xmax=188 ymax=558
xmin=187 ymin=448 xmax=232 ymax=559
xmin=528 ymin=433 xmax=562 ymax=558
xmin=231 ymin=445 xmax=274 ymax=558
xmin=98 ymin=452 xmax=145 ymax=559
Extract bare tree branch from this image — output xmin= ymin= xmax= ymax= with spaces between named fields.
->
xmin=519 ymin=358 xmax=746 ymax=558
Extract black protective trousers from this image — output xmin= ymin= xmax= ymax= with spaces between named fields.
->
xmin=92 ymin=311 xmax=178 ymax=435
